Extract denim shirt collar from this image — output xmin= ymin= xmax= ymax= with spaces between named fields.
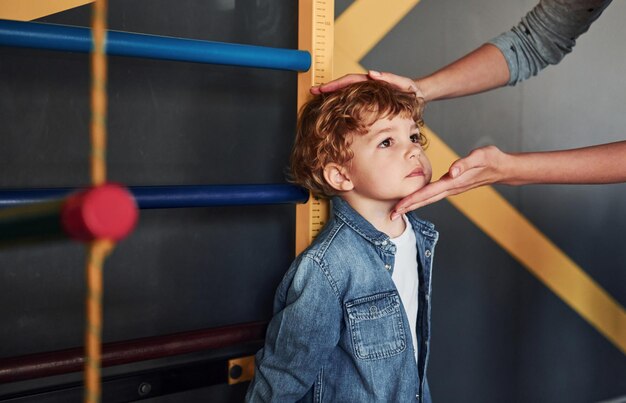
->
xmin=330 ymin=196 xmax=438 ymax=251
xmin=331 ymin=196 xmax=390 ymax=246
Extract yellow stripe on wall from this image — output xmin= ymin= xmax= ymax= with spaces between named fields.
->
xmin=335 ymin=0 xmax=626 ymax=355
xmin=335 ymin=0 xmax=421 ymax=62
xmin=0 ymin=0 xmax=93 ymax=21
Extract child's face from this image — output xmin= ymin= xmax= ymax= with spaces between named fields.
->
xmin=345 ymin=114 xmax=432 ymax=203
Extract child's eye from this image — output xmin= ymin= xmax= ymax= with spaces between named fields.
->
xmin=378 ymin=138 xmax=393 ymax=148
xmin=410 ymin=133 xmax=420 ymax=143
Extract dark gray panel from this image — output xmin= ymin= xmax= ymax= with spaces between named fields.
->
xmin=421 ymin=202 xmax=523 ymax=402
xmin=0 ymin=0 xmax=298 ymax=362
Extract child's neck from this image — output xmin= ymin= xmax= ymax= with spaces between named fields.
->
xmin=342 ymin=196 xmax=406 ymax=238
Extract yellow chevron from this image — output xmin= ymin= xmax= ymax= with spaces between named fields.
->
xmin=0 ymin=0 xmax=93 ymax=21
xmin=335 ymin=0 xmax=422 ymax=62
xmin=335 ymin=0 xmax=626 ymax=355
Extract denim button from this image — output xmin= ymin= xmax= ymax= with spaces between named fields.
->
xmin=381 ymin=240 xmax=388 ymax=246
xmin=416 ymin=394 xmax=419 ymax=399
xmin=384 ymin=264 xmax=391 ymax=271
xmin=424 ymin=249 xmax=431 ymax=257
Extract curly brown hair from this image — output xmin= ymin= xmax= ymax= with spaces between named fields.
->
xmin=289 ymin=80 xmax=426 ymax=197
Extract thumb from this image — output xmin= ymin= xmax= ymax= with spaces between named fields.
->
xmin=449 ymin=159 xmax=466 ymax=178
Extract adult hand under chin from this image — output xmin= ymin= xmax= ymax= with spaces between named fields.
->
xmin=390 ymin=145 xmax=508 ymax=219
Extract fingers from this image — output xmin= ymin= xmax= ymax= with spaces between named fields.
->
xmin=309 ymin=71 xmax=423 ymax=98
xmin=391 ymin=191 xmax=450 ymax=219
xmin=310 ymin=74 xmax=369 ymax=95
xmin=449 ymin=161 xmax=463 ymax=178
xmin=368 ymin=71 xmax=421 ymax=96
xmin=391 ymin=176 xmax=456 ymax=218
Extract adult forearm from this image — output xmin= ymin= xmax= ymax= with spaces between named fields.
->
xmin=392 ymin=140 xmax=626 ymax=214
xmin=503 ymin=141 xmax=626 ymax=185
xmin=416 ymin=44 xmax=510 ymax=102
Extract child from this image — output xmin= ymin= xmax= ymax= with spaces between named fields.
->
xmin=246 ymin=81 xmax=439 ymax=403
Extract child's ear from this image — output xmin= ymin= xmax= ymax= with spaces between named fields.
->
xmin=323 ymin=163 xmax=354 ymax=192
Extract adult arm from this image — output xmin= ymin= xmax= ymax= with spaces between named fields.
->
xmin=312 ymin=43 xmax=510 ymax=101
xmin=490 ymin=0 xmax=612 ymax=85
xmin=311 ymin=44 xmax=509 ymax=102
xmin=314 ymin=0 xmax=613 ymax=99
xmin=416 ymin=0 xmax=613 ymax=99
xmin=392 ymin=141 xmax=626 ymax=216
xmin=413 ymin=43 xmax=509 ymax=101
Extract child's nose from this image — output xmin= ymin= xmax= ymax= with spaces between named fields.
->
xmin=407 ymin=145 xmax=421 ymax=159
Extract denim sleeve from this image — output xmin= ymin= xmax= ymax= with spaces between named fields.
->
xmin=488 ymin=0 xmax=612 ymax=85
xmin=245 ymin=256 xmax=342 ymax=402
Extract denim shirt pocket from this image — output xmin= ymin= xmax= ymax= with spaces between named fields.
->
xmin=345 ymin=291 xmax=406 ymax=360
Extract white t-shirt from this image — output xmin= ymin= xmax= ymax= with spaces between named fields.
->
xmin=390 ymin=214 xmax=419 ymax=362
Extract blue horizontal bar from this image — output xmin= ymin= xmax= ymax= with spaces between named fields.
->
xmin=0 ymin=19 xmax=311 ymax=72
xmin=0 ymin=184 xmax=309 ymax=210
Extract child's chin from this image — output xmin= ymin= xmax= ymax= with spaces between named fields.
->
xmin=393 ymin=192 xmax=414 ymax=201
xmin=400 ymin=185 xmax=425 ymax=197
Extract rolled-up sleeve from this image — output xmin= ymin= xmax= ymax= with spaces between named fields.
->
xmin=246 ymin=256 xmax=342 ymax=402
xmin=489 ymin=0 xmax=612 ymax=85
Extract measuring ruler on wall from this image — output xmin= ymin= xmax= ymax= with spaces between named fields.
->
xmin=227 ymin=0 xmax=335 ymax=383
xmin=295 ymin=0 xmax=333 ymax=255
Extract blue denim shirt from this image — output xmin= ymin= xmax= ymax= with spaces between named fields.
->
xmin=246 ymin=196 xmax=439 ymax=402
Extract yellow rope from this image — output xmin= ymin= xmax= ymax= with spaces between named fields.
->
xmin=84 ymin=239 xmax=114 ymax=403
xmin=85 ymin=1 xmax=113 ymax=402
xmin=90 ymin=0 xmax=107 ymax=186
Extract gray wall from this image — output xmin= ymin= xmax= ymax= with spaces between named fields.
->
xmin=1 ymin=1 xmax=626 ymax=402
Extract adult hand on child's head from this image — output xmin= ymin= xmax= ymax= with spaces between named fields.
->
xmin=311 ymin=71 xmax=425 ymax=99
xmin=310 ymin=73 xmax=369 ymax=94
xmin=368 ymin=71 xmax=425 ymax=99
xmin=391 ymin=145 xmax=509 ymax=217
